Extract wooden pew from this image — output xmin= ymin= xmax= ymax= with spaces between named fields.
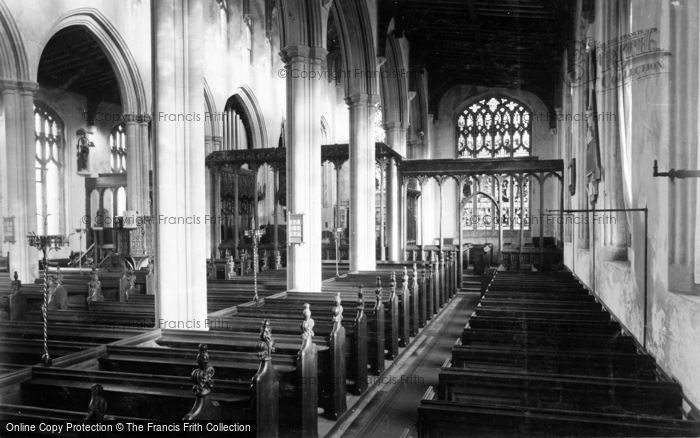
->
xmin=467 ymin=314 xmax=622 ymax=336
xmin=265 ymin=288 xmax=385 ymax=376
xmin=0 ymin=338 xmax=97 ymax=366
xmin=25 ymin=308 xmax=155 ymax=328
xmin=451 ymin=340 xmax=657 ymax=379
xmin=20 ymin=368 xmax=251 ymax=420
xmin=210 ymin=298 xmax=350 ymax=419
xmin=3 ymin=330 xmax=280 ymax=437
xmin=437 ymin=362 xmax=683 ymax=417
xmin=418 ymin=387 xmax=700 ymax=437
xmin=323 ymin=277 xmax=397 ymax=360
xmin=0 ymin=321 xmax=147 ymax=344
xmin=419 ymin=270 xmax=700 ymax=437
xmin=156 ymin=325 xmax=322 ymax=435
xmin=460 ymin=326 xmax=638 ymax=353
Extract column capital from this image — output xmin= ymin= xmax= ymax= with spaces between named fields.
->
xmin=123 ymin=113 xmax=152 ymax=124
xmin=280 ymin=45 xmax=326 ymax=65
xmin=383 ymin=121 xmax=406 ymax=131
xmin=0 ymin=79 xmax=38 ymax=94
xmin=344 ymin=93 xmax=379 ymax=108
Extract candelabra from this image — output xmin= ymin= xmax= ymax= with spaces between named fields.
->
xmin=333 ymin=228 xmax=343 ymax=278
xmin=75 ymin=228 xmax=86 ymax=273
xmin=26 ymin=232 xmax=67 ymax=367
xmin=245 ymin=221 xmax=265 ymax=302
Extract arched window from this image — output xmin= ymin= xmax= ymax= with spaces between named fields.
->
xmin=373 ymin=103 xmax=386 ymax=143
xmin=457 ymin=96 xmax=531 ymax=158
xmin=223 ymin=97 xmax=252 ymax=150
xmin=34 ymin=103 xmax=64 ymax=235
xmin=458 ymin=96 xmax=532 ymax=231
xmin=110 ymin=124 xmax=126 ymax=173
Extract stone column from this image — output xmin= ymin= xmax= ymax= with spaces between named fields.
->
xmin=124 ymin=115 xmax=151 ymax=217
xmin=378 ymin=159 xmax=386 ymax=261
xmin=386 ymin=158 xmax=401 ymax=261
xmin=152 ymin=0 xmax=208 ymax=327
xmin=347 ymin=93 xmax=377 ymax=272
xmin=385 ymin=122 xmax=406 ymax=262
xmin=1 ymin=81 xmax=38 ymax=281
xmin=456 ymin=178 xmax=464 ymax=285
xmin=283 ymin=45 xmax=325 ymax=291
xmin=210 ymin=166 xmax=222 ymax=258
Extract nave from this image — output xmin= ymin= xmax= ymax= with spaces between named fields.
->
xmin=3 ymin=261 xmax=700 ymax=437
xmin=2 ymin=0 xmax=700 ymax=436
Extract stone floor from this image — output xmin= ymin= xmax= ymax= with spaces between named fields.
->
xmin=324 ymin=290 xmax=481 ymax=438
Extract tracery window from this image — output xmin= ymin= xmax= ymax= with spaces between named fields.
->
xmin=34 ymin=103 xmax=64 ymax=235
xmin=461 ymin=175 xmax=530 ymax=231
xmin=458 ymin=96 xmax=532 ymax=231
xmin=110 ymin=124 xmax=126 ymax=173
xmin=457 ymin=96 xmax=531 ymax=158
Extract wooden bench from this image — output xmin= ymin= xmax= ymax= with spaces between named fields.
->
xmin=0 ymin=338 xmax=97 ymax=366
xmin=208 ymin=300 xmax=352 ymax=419
xmin=222 ymin=295 xmax=366 ymax=397
xmin=467 ymin=314 xmax=622 ymax=335
xmin=6 ymin=337 xmax=281 ymax=437
xmin=418 ymin=387 xmax=700 ymax=437
xmin=155 ymin=328 xmax=318 ymax=435
xmin=0 ymin=321 xmax=147 ymax=344
xmin=264 ymin=290 xmax=385 ymax=376
xmin=451 ymin=340 xmax=656 ymax=379
xmin=438 ymin=361 xmax=683 ymax=417
xmin=26 ymin=308 xmax=155 ymax=328
xmin=461 ymin=326 xmax=638 ymax=353
xmin=419 ymin=270 xmax=700 ymax=437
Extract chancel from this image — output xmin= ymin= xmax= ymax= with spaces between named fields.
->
xmin=0 ymin=0 xmax=699 ymax=437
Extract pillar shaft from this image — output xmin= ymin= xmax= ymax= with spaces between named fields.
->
xmin=386 ymin=158 xmax=401 ymax=261
xmin=347 ymin=93 xmax=377 ymax=271
xmin=2 ymin=82 xmax=39 ymax=281
xmin=152 ymin=0 xmax=208 ymax=327
xmin=284 ymin=45 xmax=325 ymax=291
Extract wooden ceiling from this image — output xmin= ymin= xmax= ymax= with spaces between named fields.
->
xmin=38 ymin=26 xmax=121 ymax=112
xmin=383 ymin=0 xmax=574 ymax=117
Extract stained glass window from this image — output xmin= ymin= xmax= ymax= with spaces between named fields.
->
xmin=457 ymin=96 xmax=531 ymax=158
xmin=110 ymin=124 xmax=126 ymax=173
xmin=461 ymin=174 xmax=530 ymax=231
xmin=457 ymin=96 xmax=532 ymax=231
xmin=34 ymin=103 xmax=64 ymax=235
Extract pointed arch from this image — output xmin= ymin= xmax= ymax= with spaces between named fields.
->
xmin=226 ymin=85 xmax=268 ymax=150
xmin=203 ymin=78 xmax=220 ymax=139
xmin=0 ymin=0 xmax=30 ymax=82
xmin=276 ymin=0 xmax=377 ymax=97
xmin=330 ymin=0 xmax=378 ymax=97
xmin=38 ymin=8 xmax=147 ymax=115
xmin=381 ymin=33 xmax=409 ymax=129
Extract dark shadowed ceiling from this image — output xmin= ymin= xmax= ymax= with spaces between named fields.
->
xmin=38 ymin=26 xmax=122 ymax=111
xmin=381 ymin=0 xmax=574 ymax=118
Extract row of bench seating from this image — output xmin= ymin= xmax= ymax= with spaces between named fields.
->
xmin=0 ymin=253 xmax=460 ymax=437
xmin=418 ymin=271 xmax=700 ymax=437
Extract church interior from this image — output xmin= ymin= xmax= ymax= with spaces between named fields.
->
xmin=0 ymin=0 xmax=699 ymax=436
